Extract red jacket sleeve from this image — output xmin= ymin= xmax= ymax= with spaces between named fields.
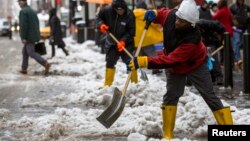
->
xmin=154 ymin=8 xmax=171 ymax=26
xmin=148 ymin=43 xmax=198 ymax=68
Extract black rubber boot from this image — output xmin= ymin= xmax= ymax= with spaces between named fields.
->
xmin=62 ymin=48 xmax=69 ymax=56
xmin=51 ymin=45 xmax=55 ymax=58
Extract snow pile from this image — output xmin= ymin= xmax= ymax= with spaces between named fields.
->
xmin=1 ymin=37 xmax=249 ymax=141
xmin=0 ymin=108 xmax=10 ymax=119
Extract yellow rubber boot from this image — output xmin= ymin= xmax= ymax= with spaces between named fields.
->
xmin=213 ymin=106 xmax=233 ymax=125
xmin=130 ymin=70 xmax=138 ymax=83
xmin=104 ymin=68 xmax=115 ymax=86
xmin=162 ymin=105 xmax=177 ymax=140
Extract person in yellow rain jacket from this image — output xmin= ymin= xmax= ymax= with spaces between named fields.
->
xmin=134 ymin=0 xmax=163 ymax=74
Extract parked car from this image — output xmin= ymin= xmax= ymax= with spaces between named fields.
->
xmin=0 ymin=18 xmax=11 ymax=36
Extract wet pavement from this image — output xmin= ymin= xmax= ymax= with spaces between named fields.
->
xmin=0 ymin=36 xmax=128 ymax=141
xmin=188 ymin=69 xmax=250 ymax=110
xmin=210 ymin=70 xmax=250 ymax=109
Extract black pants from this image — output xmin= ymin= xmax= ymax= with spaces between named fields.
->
xmin=163 ymin=63 xmax=224 ymax=111
xmin=105 ymin=45 xmax=134 ymax=68
xmin=51 ymin=41 xmax=68 ymax=57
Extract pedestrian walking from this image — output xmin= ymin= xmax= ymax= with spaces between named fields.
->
xmin=230 ymin=0 xmax=250 ymax=70
xmin=18 ymin=0 xmax=51 ymax=75
xmin=7 ymin=16 xmax=12 ymax=40
xmin=96 ymin=0 xmax=137 ymax=87
xmin=127 ymin=0 xmax=233 ymax=140
xmin=49 ymin=8 xmax=69 ymax=58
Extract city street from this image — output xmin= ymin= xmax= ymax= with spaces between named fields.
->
xmin=0 ymin=34 xmax=250 ymax=141
xmin=0 ymin=34 xmax=74 ymax=140
xmin=1 ymin=0 xmax=250 ymax=141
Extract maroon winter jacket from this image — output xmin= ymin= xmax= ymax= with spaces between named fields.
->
xmin=147 ymin=8 xmax=207 ymax=75
xmin=213 ymin=6 xmax=233 ymax=37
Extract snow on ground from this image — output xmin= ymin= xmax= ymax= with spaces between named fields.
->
xmin=1 ymin=37 xmax=250 ymax=141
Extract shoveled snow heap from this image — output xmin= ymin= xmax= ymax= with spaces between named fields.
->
xmin=1 ymin=37 xmax=249 ymax=141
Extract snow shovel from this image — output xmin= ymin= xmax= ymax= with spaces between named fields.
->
xmin=107 ymin=32 xmax=134 ymax=59
xmin=140 ymin=69 xmax=148 ymax=81
xmin=96 ymin=21 xmax=151 ymax=128
xmin=107 ymin=32 xmax=148 ymax=81
xmin=208 ymin=45 xmax=223 ymax=57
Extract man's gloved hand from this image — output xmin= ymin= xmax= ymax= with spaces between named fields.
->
xmin=127 ymin=56 xmax=148 ymax=71
xmin=144 ymin=10 xmax=157 ymax=22
xmin=117 ymin=40 xmax=125 ymax=52
xmin=100 ymin=24 xmax=109 ymax=33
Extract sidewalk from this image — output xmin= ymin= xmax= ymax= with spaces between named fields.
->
xmin=189 ymin=68 xmax=250 ymax=110
xmin=215 ymin=69 xmax=250 ymax=109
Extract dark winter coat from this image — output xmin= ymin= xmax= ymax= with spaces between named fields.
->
xmin=230 ymin=2 xmax=250 ymax=31
xmin=147 ymin=8 xmax=207 ymax=75
xmin=96 ymin=4 xmax=135 ymax=51
xmin=19 ymin=5 xmax=40 ymax=43
xmin=197 ymin=19 xmax=225 ymax=47
xmin=49 ymin=9 xmax=64 ymax=46
xmin=199 ymin=7 xmax=212 ymax=20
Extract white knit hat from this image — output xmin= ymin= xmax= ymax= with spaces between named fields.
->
xmin=175 ymin=0 xmax=199 ymax=27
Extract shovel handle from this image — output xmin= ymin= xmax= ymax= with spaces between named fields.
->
xmin=107 ymin=21 xmax=151 ymax=96
xmin=208 ymin=45 xmax=223 ymax=57
xmin=134 ymin=21 xmax=151 ymax=56
xmin=145 ymin=20 xmax=151 ymax=30
xmin=135 ymin=29 xmax=148 ymax=57
xmin=122 ymin=28 xmax=148 ymax=95
xmin=108 ymin=32 xmax=134 ymax=59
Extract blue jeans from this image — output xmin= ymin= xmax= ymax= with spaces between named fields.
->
xmin=22 ymin=43 xmax=47 ymax=70
xmin=231 ymin=30 xmax=243 ymax=62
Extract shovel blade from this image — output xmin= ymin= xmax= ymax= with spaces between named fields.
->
xmin=140 ymin=69 xmax=148 ymax=81
xmin=96 ymin=87 xmax=123 ymax=128
xmin=102 ymin=96 xmax=126 ymax=128
xmin=97 ymin=96 xmax=126 ymax=128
